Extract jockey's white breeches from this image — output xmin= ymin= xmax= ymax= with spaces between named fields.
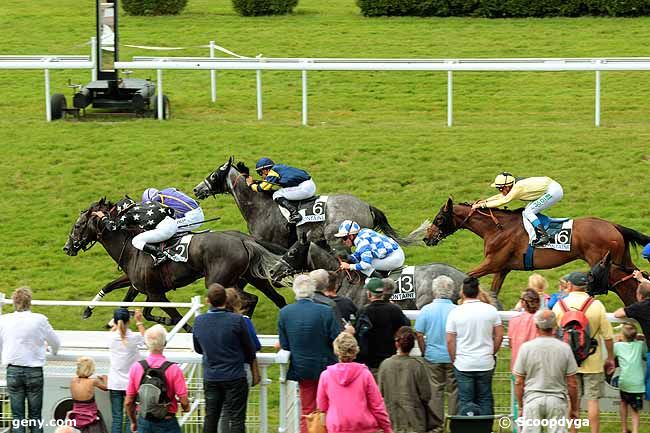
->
xmin=272 ymin=179 xmax=316 ymax=201
xmin=132 ymin=216 xmax=178 ymax=250
xmin=176 ymin=207 xmax=204 ymax=232
xmin=522 ymin=181 xmax=564 ymax=224
xmin=360 ymin=248 xmax=406 ymax=277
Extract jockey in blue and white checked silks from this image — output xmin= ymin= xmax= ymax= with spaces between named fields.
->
xmin=142 ymin=187 xmax=205 ymax=232
xmin=334 ymin=220 xmax=405 ymax=277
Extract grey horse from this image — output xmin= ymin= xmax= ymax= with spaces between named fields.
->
xmin=271 ymin=235 xmax=469 ymax=309
xmin=64 ymin=198 xmax=288 ymax=330
xmin=193 ymin=157 xmax=418 ymax=251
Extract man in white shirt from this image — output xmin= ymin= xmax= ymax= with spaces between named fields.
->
xmin=0 ymin=287 xmax=60 ymax=433
xmin=446 ymin=277 xmax=503 ymax=416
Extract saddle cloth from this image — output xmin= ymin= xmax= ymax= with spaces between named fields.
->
xmin=522 ymin=214 xmax=573 ymax=251
xmin=278 ymin=195 xmax=328 ymax=226
xmin=157 ymin=234 xmax=193 ymax=262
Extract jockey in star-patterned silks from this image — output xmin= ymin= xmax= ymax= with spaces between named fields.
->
xmin=334 ymin=220 xmax=405 ymax=277
xmin=92 ymin=196 xmax=177 ymax=267
xmin=245 ymin=157 xmax=316 ymax=224
xmin=142 ymin=187 xmax=205 ymax=232
xmin=472 ymin=172 xmax=564 ymax=247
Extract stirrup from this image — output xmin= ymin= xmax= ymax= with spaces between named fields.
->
xmin=531 ymin=236 xmax=550 ymax=247
xmin=288 ymin=213 xmax=302 ymax=224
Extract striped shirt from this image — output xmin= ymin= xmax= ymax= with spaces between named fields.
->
xmin=350 ymin=229 xmax=400 ymax=272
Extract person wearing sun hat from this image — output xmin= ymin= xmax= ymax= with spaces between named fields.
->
xmin=355 ymin=278 xmax=410 ymax=377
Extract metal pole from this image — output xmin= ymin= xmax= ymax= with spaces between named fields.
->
xmin=209 ymin=40 xmax=217 ymax=102
xmin=157 ymin=69 xmax=163 ymax=120
xmin=447 ymin=70 xmax=453 ymax=127
xmin=256 ymin=69 xmax=263 ymax=120
xmin=90 ymin=36 xmax=97 ymax=81
xmin=595 ymin=66 xmax=601 ymax=127
xmin=301 ymin=69 xmax=308 ymax=126
xmin=45 ymin=68 xmax=51 ymax=122
xmin=278 ymin=364 xmax=287 ymax=433
xmin=259 ymin=365 xmax=269 ymax=433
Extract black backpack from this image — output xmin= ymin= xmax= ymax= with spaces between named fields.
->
xmin=137 ymin=360 xmax=173 ymax=420
xmin=354 ymin=307 xmax=373 ymax=359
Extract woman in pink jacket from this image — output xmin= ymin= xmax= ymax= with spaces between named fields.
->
xmin=317 ymin=332 xmax=393 ymax=433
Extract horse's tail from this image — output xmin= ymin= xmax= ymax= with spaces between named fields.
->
xmin=614 ymin=224 xmax=650 ymax=251
xmin=370 ymin=205 xmax=422 ymax=246
xmin=241 ymin=239 xmax=282 ymax=281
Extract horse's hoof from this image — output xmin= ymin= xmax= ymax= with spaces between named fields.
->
xmin=82 ymin=307 xmax=93 ymax=319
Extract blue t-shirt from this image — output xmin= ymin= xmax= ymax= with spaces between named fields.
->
xmin=414 ymin=299 xmax=457 ymax=363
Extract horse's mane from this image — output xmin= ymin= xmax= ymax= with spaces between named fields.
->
xmin=458 ymin=202 xmax=525 ymax=215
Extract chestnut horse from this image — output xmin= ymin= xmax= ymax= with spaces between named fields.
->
xmin=423 ymin=197 xmax=649 ymax=305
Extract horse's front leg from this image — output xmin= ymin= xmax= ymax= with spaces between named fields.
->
xmin=467 ymin=256 xmax=503 ymax=279
xmin=83 ymin=274 xmax=131 ymax=319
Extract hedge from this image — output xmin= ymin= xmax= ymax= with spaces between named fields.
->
xmin=122 ymin=0 xmax=187 ymax=16
xmin=357 ymin=0 xmax=650 ymax=17
xmin=232 ymin=0 xmax=299 ymax=16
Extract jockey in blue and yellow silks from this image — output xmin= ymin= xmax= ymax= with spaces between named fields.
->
xmin=472 ymin=172 xmax=564 ymax=247
xmin=245 ymin=157 xmax=316 ymax=224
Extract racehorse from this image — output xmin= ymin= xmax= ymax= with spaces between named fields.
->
xmin=63 ymin=198 xmax=288 ymax=330
xmin=193 ymin=157 xmax=415 ymax=251
xmin=423 ymin=197 xmax=649 ymax=305
xmin=270 ymin=234 xmax=469 ymax=309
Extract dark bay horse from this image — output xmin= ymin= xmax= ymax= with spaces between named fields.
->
xmin=193 ymin=157 xmax=416 ymax=250
xmin=423 ymin=197 xmax=650 ymax=306
xmin=271 ymin=234 xmax=469 ymax=309
xmin=63 ymin=198 xmax=288 ymax=329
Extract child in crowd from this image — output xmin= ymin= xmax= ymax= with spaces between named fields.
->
xmin=614 ymin=324 xmax=647 ymax=433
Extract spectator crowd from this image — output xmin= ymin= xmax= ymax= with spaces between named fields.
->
xmin=1 ymin=267 xmax=649 ymax=433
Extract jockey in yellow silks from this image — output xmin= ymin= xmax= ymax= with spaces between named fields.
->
xmin=472 ymin=172 xmax=564 ymax=247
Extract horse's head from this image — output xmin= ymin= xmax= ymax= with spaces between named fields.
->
xmin=63 ymin=198 xmax=112 ymax=256
xmin=587 ymin=251 xmax=613 ymax=296
xmin=424 ymin=197 xmax=458 ymax=246
xmin=269 ymin=233 xmax=311 ymax=281
xmin=193 ymin=156 xmax=234 ymax=200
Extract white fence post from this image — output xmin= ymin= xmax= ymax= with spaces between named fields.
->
xmin=595 ymin=60 xmax=602 ymax=127
xmin=259 ymin=365 xmax=269 ymax=433
xmin=301 ymin=63 xmax=308 ymax=126
xmin=209 ymin=40 xmax=217 ymax=103
xmin=157 ymin=69 xmax=163 ymax=120
xmin=90 ymin=37 xmax=97 ymax=81
xmin=256 ymin=56 xmax=263 ymax=120
xmin=447 ymin=67 xmax=453 ymax=127
xmin=44 ymin=68 xmax=51 ymax=122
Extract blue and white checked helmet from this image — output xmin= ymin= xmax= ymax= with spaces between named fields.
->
xmin=335 ymin=220 xmax=360 ymax=238
xmin=643 ymin=242 xmax=650 ymax=260
xmin=142 ymin=188 xmax=159 ymax=203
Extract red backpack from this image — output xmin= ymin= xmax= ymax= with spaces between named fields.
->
xmin=558 ymin=297 xmax=598 ymax=366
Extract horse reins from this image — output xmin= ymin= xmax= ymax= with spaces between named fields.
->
xmin=459 ymin=206 xmax=503 ymax=230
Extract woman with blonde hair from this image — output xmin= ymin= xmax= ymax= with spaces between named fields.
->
xmin=515 ymin=273 xmax=550 ymax=310
xmin=316 ymin=332 xmax=393 ymax=433
xmin=378 ymin=326 xmax=433 ymax=433
xmin=68 ymin=357 xmax=108 ymax=433
xmin=107 ymin=309 xmax=144 ymax=433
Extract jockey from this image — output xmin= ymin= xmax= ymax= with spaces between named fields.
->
xmin=643 ymin=243 xmax=650 ymax=262
xmin=472 ymin=172 xmax=564 ymax=247
xmin=92 ymin=196 xmax=177 ymax=267
xmin=245 ymin=157 xmax=316 ymax=224
xmin=142 ymin=187 xmax=205 ymax=232
xmin=334 ymin=220 xmax=405 ymax=277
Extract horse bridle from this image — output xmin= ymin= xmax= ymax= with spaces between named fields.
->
xmin=428 ymin=203 xmax=503 ymax=244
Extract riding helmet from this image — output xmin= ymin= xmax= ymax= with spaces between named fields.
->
xmin=142 ymin=188 xmax=159 ymax=203
xmin=334 ymin=220 xmax=361 ymax=238
xmin=115 ymin=196 xmax=136 ymax=214
xmin=643 ymin=243 xmax=650 ymax=260
xmin=491 ymin=172 xmax=516 ymax=188
xmin=255 ymin=157 xmax=275 ymax=174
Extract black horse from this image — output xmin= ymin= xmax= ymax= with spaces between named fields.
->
xmin=64 ymin=198 xmax=288 ymax=330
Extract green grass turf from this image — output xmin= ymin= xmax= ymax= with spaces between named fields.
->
xmin=1 ymin=0 xmax=650 ymax=336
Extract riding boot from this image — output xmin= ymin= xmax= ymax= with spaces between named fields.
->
xmin=142 ymin=243 xmax=171 ymax=267
xmin=531 ymin=226 xmax=550 ymax=247
xmin=274 ymin=197 xmax=302 ymax=224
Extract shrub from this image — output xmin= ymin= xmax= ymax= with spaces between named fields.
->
xmin=122 ymin=0 xmax=187 ymax=16
xmin=232 ymin=0 xmax=299 ymax=16
xmin=357 ymin=0 xmax=650 ymax=17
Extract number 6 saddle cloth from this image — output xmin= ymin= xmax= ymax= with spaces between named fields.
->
xmin=277 ymin=196 xmax=328 ymax=226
